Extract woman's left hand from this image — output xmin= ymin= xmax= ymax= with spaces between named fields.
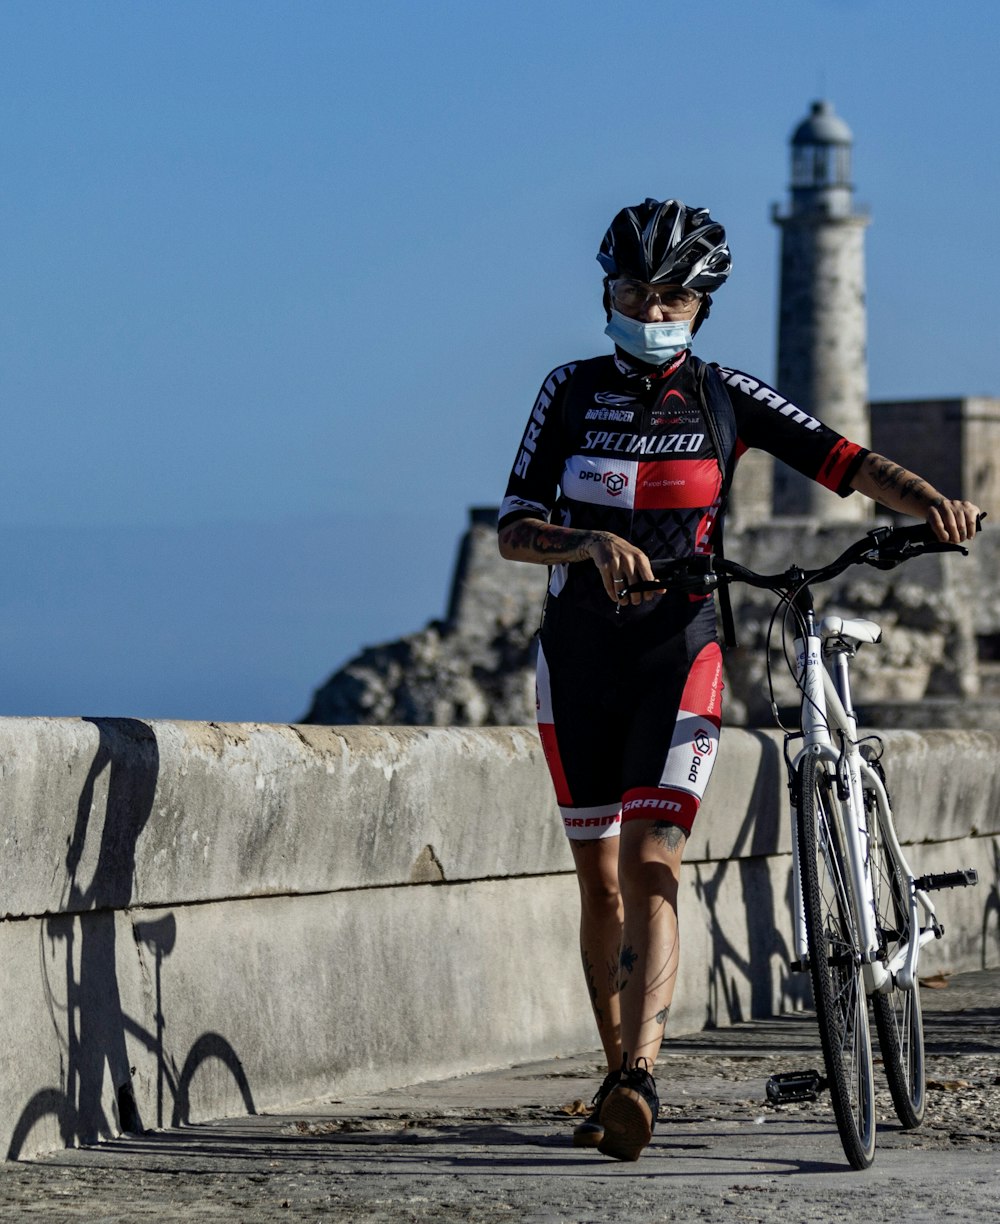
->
xmin=926 ymin=498 xmax=982 ymax=544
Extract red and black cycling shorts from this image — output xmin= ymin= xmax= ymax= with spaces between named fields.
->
xmin=535 ymin=594 xmax=723 ymax=842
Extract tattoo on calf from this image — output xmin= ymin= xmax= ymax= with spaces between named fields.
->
xmin=582 ymin=950 xmax=603 ymax=1024
xmin=655 ymin=1004 xmax=671 ymax=1026
xmin=619 ymin=944 xmax=637 ymax=988
xmin=650 ymin=821 xmax=687 ymax=850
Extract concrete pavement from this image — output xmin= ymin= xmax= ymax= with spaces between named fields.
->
xmin=4 ymin=967 xmax=997 ymax=1222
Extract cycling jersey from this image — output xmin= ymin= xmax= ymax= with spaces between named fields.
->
xmin=500 ymin=350 xmax=867 ymax=621
xmin=499 ymin=348 xmax=868 ymax=840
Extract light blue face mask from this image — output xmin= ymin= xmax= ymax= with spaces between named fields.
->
xmin=605 ymin=309 xmax=692 ymax=366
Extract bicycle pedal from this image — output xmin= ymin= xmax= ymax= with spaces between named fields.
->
xmin=765 ymin=1070 xmax=828 ymax=1104
xmin=913 ymin=869 xmax=979 ymax=892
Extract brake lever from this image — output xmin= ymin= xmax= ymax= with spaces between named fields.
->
xmin=620 ymin=580 xmax=669 ymax=597
xmin=866 ymin=538 xmax=969 ymax=571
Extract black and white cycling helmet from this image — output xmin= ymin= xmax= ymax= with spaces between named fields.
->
xmin=597 ymin=198 xmax=732 ymax=292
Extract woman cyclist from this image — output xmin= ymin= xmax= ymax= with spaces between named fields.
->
xmin=497 ymin=197 xmax=980 ymax=1162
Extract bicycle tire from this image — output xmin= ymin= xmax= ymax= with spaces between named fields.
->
xmin=863 ymin=749 xmax=926 ymax=1128
xmin=796 ymin=752 xmax=877 ymax=1169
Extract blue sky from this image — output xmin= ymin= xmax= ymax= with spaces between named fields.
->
xmin=1 ymin=0 xmax=997 ymax=722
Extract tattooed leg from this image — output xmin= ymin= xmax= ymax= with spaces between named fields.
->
xmin=615 ymin=820 xmax=686 ymax=1067
xmin=571 ymin=837 xmax=624 ymax=1071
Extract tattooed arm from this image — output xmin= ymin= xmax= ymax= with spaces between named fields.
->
xmin=498 ymin=517 xmax=601 ymax=564
xmin=851 ymin=453 xmax=981 ymax=544
xmin=497 ymin=517 xmax=660 ymax=604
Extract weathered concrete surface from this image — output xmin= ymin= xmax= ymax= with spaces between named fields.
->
xmin=4 ymin=969 xmax=998 ymax=1222
xmin=1 ymin=718 xmax=997 ymax=1164
xmin=0 ymin=719 xmax=569 ymax=913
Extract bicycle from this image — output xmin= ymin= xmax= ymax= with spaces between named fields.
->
xmin=622 ymin=518 xmax=983 ymax=1169
xmin=7 ymin=908 xmax=257 ymax=1161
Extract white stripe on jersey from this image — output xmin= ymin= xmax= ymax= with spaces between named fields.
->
xmin=561 ymin=455 xmax=638 ymax=508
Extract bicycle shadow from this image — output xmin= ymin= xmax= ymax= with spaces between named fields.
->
xmin=7 ymin=718 xmax=255 ymax=1160
xmin=981 ymin=840 xmax=1000 ymax=970
xmin=694 ymin=732 xmax=811 ymax=1027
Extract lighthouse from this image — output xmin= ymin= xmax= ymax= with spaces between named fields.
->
xmin=772 ymin=100 xmax=871 ymax=519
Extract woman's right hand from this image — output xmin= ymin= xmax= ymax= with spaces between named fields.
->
xmin=498 ymin=518 xmax=660 ymax=604
xmin=585 ymin=532 xmax=660 ymax=605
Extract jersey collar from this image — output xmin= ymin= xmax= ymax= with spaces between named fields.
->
xmin=613 ymin=348 xmax=689 ymax=381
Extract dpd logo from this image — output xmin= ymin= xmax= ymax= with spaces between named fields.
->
xmin=578 ymin=468 xmax=630 ymax=496
xmin=688 ymin=727 xmax=715 ymax=785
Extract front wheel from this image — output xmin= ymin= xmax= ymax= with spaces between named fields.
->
xmin=796 ymin=753 xmax=877 ymax=1170
xmin=863 ymin=748 xmax=926 ymax=1128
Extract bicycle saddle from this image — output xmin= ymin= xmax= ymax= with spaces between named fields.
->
xmin=820 ymin=615 xmax=882 ymax=645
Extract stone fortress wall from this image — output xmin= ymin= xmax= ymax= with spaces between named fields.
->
xmin=304 ymin=509 xmax=1000 ymax=732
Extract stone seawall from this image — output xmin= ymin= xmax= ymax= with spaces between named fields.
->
xmin=2 ymin=717 xmax=998 ymax=1160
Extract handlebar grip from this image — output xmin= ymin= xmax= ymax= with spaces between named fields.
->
xmin=887 ymin=522 xmax=938 ymax=546
xmin=883 ymin=512 xmax=984 ymax=547
xmin=621 ymin=558 xmax=719 ymax=600
xmin=867 ymin=512 xmax=985 ymax=570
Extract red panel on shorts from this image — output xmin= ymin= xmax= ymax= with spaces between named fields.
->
xmin=538 ymin=721 xmax=573 ymax=807
xmin=679 ymin=641 xmax=724 ymax=727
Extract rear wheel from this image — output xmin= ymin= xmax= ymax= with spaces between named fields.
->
xmin=863 ymin=749 xmax=926 ymax=1128
xmin=797 ymin=753 xmax=876 ymax=1170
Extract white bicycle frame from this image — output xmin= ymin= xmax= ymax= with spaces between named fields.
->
xmin=788 ymin=610 xmax=941 ymax=995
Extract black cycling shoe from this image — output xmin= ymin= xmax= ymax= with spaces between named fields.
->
xmin=597 ymin=1058 xmax=660 ymax=1161
xmin=572 ymin=1067 xmax=622 ymax=1148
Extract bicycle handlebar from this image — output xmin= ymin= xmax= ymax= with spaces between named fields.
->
xmin=621 ymin=514 xmax=986 ymax=601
